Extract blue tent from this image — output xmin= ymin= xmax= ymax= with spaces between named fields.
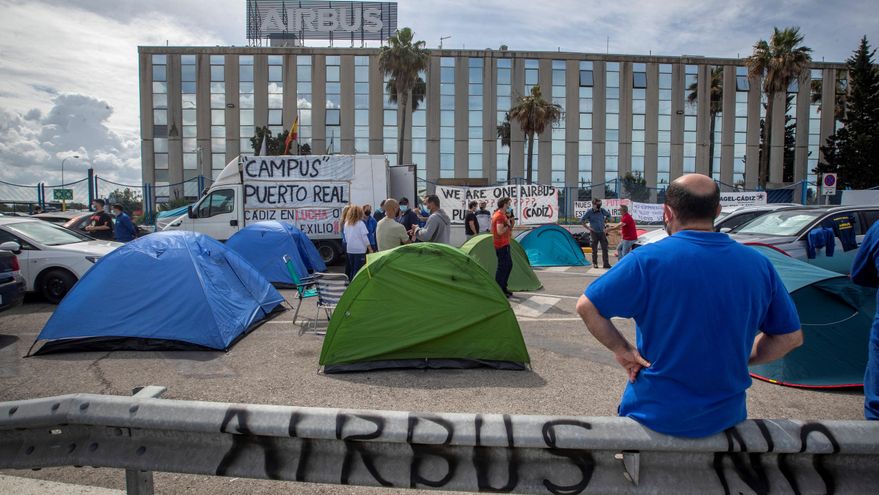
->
xmin=29 ymin=231 xmax=284 ymax=355
xmin=515 ymin=224 xmax=590 ymax=267
xmin=225 ymin=221 xmax=326 ymax=285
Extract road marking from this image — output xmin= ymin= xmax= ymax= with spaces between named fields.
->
xmin=516 ymin=292 xmax=581 ymax=300
xmin=511 ymin=295 xmax=560 ymax=318
xmin=518 ymin=316 xmax=581 ymax=322
xmin=536 ymin=266 xmax=571 ymax=272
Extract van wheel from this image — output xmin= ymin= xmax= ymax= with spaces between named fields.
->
xmin=41 ymin=269 xmax=77 ymax=304
xmin=315 ymin=241 xmax=342 ymax=265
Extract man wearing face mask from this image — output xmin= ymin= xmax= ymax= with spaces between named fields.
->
xmin=111 ymin=203 xmax=138 ymax=243
xmin=363 ymin=203 xmax=378 ymax=252
xmin=492 ymin=197 xmax=515 ymax=297
xmin=575 ymin=174 xmax=803 ymax=437
xmin=373 ymin=200 xmax=386 ymax=221
xmin=397 ymin=197 xmax=419 ymax=232
xmin=581 ymin=198 xmax=612 ymax=268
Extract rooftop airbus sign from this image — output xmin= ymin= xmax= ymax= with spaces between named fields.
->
xmin=246 ymin=1 xmax=398 ymax=41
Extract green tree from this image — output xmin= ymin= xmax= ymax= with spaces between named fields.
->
xmin=747 ymin=27 xmax=812 ymax=186
xmin=299 ymin=143 xmax=312 ymax=155
xmin=509 ymin=85 xmax=562 ymax=183
xmin=816 ymin=36 xmax=879 ymax=189
xmin=621 ymin=172 xmax=650 ymax=202
xmin=379 ymin=27 xmax=430 ymax=166
xmin=249 ymin=126 xmax=292 ymax=155
xmin=107 ymin=188 xmax=143 ymax=215
xmin=687 ymin=67 xmax=723 ymax=177
xmin=496 ymin=112 xmax=511 ymax=182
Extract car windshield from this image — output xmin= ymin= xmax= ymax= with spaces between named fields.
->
xmin=5 ymin=221 xmax=92 ymax=246
xmin=732 ymin=210 xmax=824 ymax=236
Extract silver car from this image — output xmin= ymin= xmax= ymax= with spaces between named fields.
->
xmin=729 ymin=205 xmax=879 ymax=274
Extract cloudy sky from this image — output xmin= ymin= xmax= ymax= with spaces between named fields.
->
xmin=0 ymin=0 xmax=876 ymax=187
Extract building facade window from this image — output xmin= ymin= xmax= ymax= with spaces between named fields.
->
xmin=354 ymin=56 xmax=370 ymax=153
xmin=468 ymin=57 xmax=483 ymax=178
xmin=551 ymin=60 xmax=566 ymax=186
xmin=181 ymin=55 xmax=198 ymax=197
xmin=151 ymin=54 xmax=169 ymax=189
xmin=578 ymin=61 xmax=594 ymax=189
xmin=734 ymin=66 xmax=748 ymax=186
xmin=657 ymin=64 xmax=672 ymax=186
xmin=605 ymin=62 xmax=620 ymax=184
xmin=383 ymin=70 xmax=398 ymax=166
xmin=296 ymin=55 xmax=312 ymax=149
xmin=411 ymin=69 xmax=427 ymax=174
xmin=631 ymin=63 xmax=647 ymax=177
xmin=324 ymin=55 xmax=340 ymax=153
xmin=784 ymin=78 xmax=798 ymax=182
xmin=439 ymin=56 xmax=455 ymax=178
xmin=683 ymin=64 xmax=698 ymax=174
xmin=496 ymin=58 xmax=512 ymax=183
xmin=210 ymin=55 xmax=226 ymax=178
xmin=239 ymin=55 xmax=255 ymax=152
xmin=268 ymin=55 xmax=284 ymax=137
xmin=807 ymin=69 xmax=822 ymax=191
xmin=709 ymin=66 xmax=723 ymax=181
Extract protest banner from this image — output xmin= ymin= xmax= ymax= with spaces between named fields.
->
xmin=436 ymin=184 xmax=558 ymax=225
xmin=242 ymin=155 xmax=355 ymax=235
xmin=719 ymin=191 xmax=767 ymax=207
xmin=575 ymin=199 xmax=663 ymax=223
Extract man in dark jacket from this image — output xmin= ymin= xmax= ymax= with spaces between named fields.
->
xmin=397 ymin=197 xmax=419 ymax=232
xmin=111 ymin=204 xmax=138 ymax=242
xmin=84 ymin=199 xmax=114 ymax=241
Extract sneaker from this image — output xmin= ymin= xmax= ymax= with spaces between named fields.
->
xmin=602 ymin=265 xmax=612 ymax=269
xmin=504 ymin=290 xmax=514 ymax=298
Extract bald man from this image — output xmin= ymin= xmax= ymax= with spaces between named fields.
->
xmin=576 ymin=174 xmax=803 ymax=437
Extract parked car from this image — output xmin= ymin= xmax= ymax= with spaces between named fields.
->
xmin=0 ymin=218 xmax=121 ymax=303
xmin=31 ymin=210 xmax=90 ymax=226
xmin=634 ymin=203 xmax=802 ymax=248
xmin=729 ymin=205 xmax=879 ymax=274
xmin=0 ymin=246 xmax=26 ymax=312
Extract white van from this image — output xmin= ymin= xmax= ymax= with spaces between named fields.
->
xmin=164 ymin=154 xmax=390 ymax=264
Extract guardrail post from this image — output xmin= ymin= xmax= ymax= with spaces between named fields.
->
xmin=124 ymin=386 xmax=166 ymax=495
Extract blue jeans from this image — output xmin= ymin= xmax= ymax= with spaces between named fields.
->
xmin=618 ymin=239 xmax=635 ymax=259
xmin=866 ymin=336 xmax=879 ymax=420
xmin=346 ymin=253 xmax=366 ymax=281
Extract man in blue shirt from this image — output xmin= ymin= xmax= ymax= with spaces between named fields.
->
xmin=576 ymin=174 xmax=803 ymax=437
xmin=581 ymin=199 xmax=612 ymax=268
xmin=850 ymin=221 xmax=879 ymax=420
xmin=111 ymin=204 xmax=138 ymax=242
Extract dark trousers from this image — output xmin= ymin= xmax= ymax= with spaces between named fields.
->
xmin=590 ymin=231 xmax=610 ymax=267
xmin=345 ymin=253 xmax=366 ymax=281
xmin=495 ymin=245 xmax=513 ymax=292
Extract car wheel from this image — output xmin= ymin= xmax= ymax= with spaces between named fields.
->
xmin=41 ymin=269 xmax=77 ymax=304
xmin=315 ymin=241 xmax=341 ymax=265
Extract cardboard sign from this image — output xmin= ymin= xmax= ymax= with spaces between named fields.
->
xmin=436 ymin=184 xmax=558 ymax=226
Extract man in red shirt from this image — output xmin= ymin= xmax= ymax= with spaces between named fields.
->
xmin=617 ymin=204 xmax=638 ymax=259
xmin=492 ymin=197 xmax=514 ymax=297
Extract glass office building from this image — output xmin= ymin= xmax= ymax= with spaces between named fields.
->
xmin=139 ymin=46 xmax=845 ymax=200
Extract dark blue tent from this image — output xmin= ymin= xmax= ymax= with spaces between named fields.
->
xmin=29 ymin=231 xmax=284 ymax=355
xmin=515 ymin=224 xmax=590 ymax=267
xmin=226 ymin=221 xmax=326 ymax=285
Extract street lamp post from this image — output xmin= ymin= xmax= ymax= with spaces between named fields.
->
xmin=60 ymin=155 xmax=79 ymax=211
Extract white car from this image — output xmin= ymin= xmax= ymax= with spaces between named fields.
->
xmin=0 ymin=218 xmax=121 ymax=303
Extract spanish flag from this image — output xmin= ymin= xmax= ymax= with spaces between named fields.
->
xmin=283 ymin=116 xmax=299 ymax=155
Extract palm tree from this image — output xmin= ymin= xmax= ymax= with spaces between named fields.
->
xmin=508 ymin=86 xmax=562 ymax=183
xmin=496 ymin=112 xmax=511 ymax=182
xmin=386 ymin=76 xmax=426 ymax=110
xmin=746 ymin=26 xmax=812 ymax=186
xmin=687 ymin=67 xmax=723 ymax=177
xmin=378 ymin=27 xmax=430 ymax=166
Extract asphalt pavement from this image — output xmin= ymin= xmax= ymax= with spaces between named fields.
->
xmin=0 ymin=263 xmax=866 ymax=494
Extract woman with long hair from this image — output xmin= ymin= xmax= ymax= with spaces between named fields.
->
xmin=343 ymin=205 xmax=372 ymax=281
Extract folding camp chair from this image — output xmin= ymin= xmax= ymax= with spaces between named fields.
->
xmin=282 ymin=255 xmax=318 ymax=333
xmin=311 ymin=272 xmax=349 ymax=332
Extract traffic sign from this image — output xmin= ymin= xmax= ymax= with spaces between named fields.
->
xmin=53 ymin=189 xmax=73 ymax=200
xmin=822 ymin=173 xmax=837 ymax=196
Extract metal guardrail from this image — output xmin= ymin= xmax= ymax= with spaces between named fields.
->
xmin=1 ymin=386 xmax=878 ymax=494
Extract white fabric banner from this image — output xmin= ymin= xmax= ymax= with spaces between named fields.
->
xmin=575 ymin=199 xmax=663 ymax=223
xmin=241 ymin=155 xmax=355 ymax=182
xmin=436 ymin=184 xmax=558 ymax=225
xmin=243 ymin=207 xmax=341 ymax=236
xmin=632 ymin=202 xmax=665 ymax=222
xmin=719 ymin=191 xmax=767 ymax=207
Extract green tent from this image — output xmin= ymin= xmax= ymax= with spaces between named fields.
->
xmin=319 ymin=243 xmax=531 ymax=372
xmin=460 ymin=234 xmax=543 ymax=292
xmin=749 ymin=245 xmax=876 ymax=388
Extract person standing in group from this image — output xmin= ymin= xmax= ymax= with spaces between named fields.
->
xmin=410 ymin=195 xmax=451 ymax=244
xmin=363 ymin=203 xmax=378 ymax=252
xmin=111 ymin=204 xmax=138 ymax=243
xmin=84 ymin=199 xmax=114 ymax=241
xmin=397 ymin=197 xmax=420 ymax=232
xmin=476 ymin=201 xmax=492 ymax=233
xmin=576 ymin=174 xmax=802 ymax=437
xmin=373 ymin=200 xmax=386 ymax=221
xmin=617 ymin=204 xmax=638 ymax=259
xmin=850 ymin=221 xmax=879 ymax=420
xmin=492 ymin=197 xmax=514 ymax=298
xmin=376 ymin=199 xmax=411 ymax=251
xmin=342 ymin=205 xmax=372 ymax=281
xmin=465 ymin=201 xmax=479 ymax=240
xmin=581 ymin=198 xmax=612 ymax=268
